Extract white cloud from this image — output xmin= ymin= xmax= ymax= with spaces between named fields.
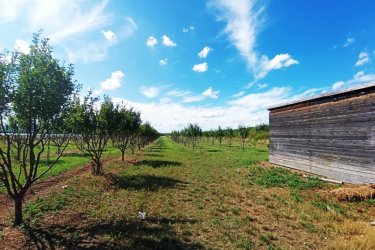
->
xmin=65 ymin=17 xmax=136 ymax=63
xmin=182 ymin=87 xmax=219 ymax=103
xmin=192 ymin=62 xmax=208 ymax=73
xmin=209 ymin=0 xmax=262 ymax=67
xmin=100 ymin=70 xmax=125 ymax=91
xmin=330 ymin=71 xmax=375 ymax=91
xmin=229 ymin=87 xmax=290 ymax=108
xmin=14 ymin=39 xmax=30 ymax=54
xmin=182 ymin=95 xmax=205 ymax=103
xmin=343 ymin=36 xmax=355 ymax=47
xmin=102 ymin=30 xmax=116 ymax=42
xmin=159 ymin=58 xmax=168 ymax=66
xmin=28 ymin=0 xmax=110 ymax=42
xmin=162 ymin=35 xmax=177 ymax=47
xmin=210 ymin=0 xmax=297 ymax=80
xmin=140 ymin=86 xmax=161 ymax=98
xmin=257 ymin=53 xmax=299 ymax=79
xmin=121 ymin=17 xmax=138 ymax=39
xmin=0 ymin=1 xmax=140 ymax=64
xmin=202 ymin=87 xmax=219 ymax=99
xmin=166 ymin=89 xmax=191 ymax=97
xmin=146 ymin=36 xmax=157 ymax=48
xmin=198 ymin=46 xmax=213 ymax=58
xmin=0 ymin=0 xmax=23 ymax=23
xmin=332 ymin=81 xmax=345 ymax=91
xmin=232 ymin=91 xmax=245 ymax=98
xmin=350 ymin=71 xmax=375 ymax=84
xmin=112 ymin=86 xmax=292 ymax=133
xmin=355 ymin=52 xmax=370 ymax=66
xmin=66 ymin=43 xmax=108 ymax=63
xmin=258 ymin=83 xmax=267 ymax=89
xmin=182 ymin=26 xmax=195 ymax=33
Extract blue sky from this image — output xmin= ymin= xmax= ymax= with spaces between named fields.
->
xmin=1 ymin=0 xmax=375 ymax=132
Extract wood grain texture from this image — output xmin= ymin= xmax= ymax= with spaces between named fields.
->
xmin=269 ymin=89 xmax=375 ymax=184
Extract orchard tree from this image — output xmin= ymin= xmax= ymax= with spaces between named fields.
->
xmin=50 ymin=116 xmax=71 ymax=155
xmin=225 ymin=127 xmax=235 ymax=147
xmin=238 ymin=125 xmax=250 ymax=150
xmin=68 ymin=95 xmax=116 ymax=175
xmin=112 ymin=106 xmax=141 ymax=161
xmin=216 ymin=126 xmax=225 ymax=147
xmin=0 ymin=33 xmax=77 ymax=225
xmin=185 ymin=123 xmax=202 ymax=150
xmin=139 ymin=122 xmax=159 ymax=148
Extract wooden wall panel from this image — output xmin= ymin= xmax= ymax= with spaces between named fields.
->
xmin=269 ymin=91 xmax=375 ymax=184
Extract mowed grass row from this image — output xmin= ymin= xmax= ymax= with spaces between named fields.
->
xmin=1 ymin=136 xmax=374 ymax=249
xmin=0 ymin=142 xmax=123 ymax=193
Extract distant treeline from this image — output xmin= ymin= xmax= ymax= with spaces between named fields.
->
xmin=170 ymin=123 xmax=269 ymax=150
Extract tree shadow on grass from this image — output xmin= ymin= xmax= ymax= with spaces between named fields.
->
xmin=63 ymin=152 xmax=92 ymax=158
xmin=147 ymin=149 xmax=163 ymax=153
xmin=110 ymin=174 xmax=187 ymax=191
xmin=135 ymin=160 xmax=182 ymax=168
xmin=206 ymin=149 xmax=220 ymax=153
xmin=143 ymin=153 xmax=162 ymax=157
xmin=21 ymin=217 xmax=202 ymax=250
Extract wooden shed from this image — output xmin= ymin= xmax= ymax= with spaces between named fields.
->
xmin=268 ymin=83 xmax=375 ymax=184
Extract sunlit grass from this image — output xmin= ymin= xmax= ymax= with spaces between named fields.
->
xmin=2 ymin=136 xmax=374 ymax=249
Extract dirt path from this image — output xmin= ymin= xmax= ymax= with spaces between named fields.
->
xmin=0 ymin=154 xmax=123 ymax=227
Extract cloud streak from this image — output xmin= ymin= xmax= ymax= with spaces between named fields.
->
xmin=209 ymin=0 xmax=298 ymax=80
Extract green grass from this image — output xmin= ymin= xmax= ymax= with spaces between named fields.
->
xmin=249 ymin=165 xmax=325 ymax=190
xmin=0 ymin=143 xmax=123 ymax=193
xmin=1 ymin=136 xmax=374 ymax=249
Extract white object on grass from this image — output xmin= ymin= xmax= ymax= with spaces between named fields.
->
xmin=138 ymin=211 xmax=146 ymax=220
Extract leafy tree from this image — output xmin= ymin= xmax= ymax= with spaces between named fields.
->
xmin=111 ymin=106 xmax=141 ymax=161
xmin=185 ymin=123 xmax=202 ymax=150
xmin=50 ymin=116 xmax=71 ymax=155
xmin=0 ymin=33 xmax=77 ymax=225
xmin=216 ymin=126 xmax=225 ymax=147
xmin=238 ymin=125 xmax=250 ymax=150
xmin=68 ymin=95 xmax=116 ymax=175
xmin=139 ymin=122 xmax=159 ymax=148
xmin=225 ymin=127 xmax=235 ymax=147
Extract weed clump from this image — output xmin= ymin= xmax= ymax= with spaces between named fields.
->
xmin=249 ymin=166 xmax=325 ymax=190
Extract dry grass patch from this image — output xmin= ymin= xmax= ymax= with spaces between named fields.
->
xmin=332 ymin=185 xmax=375 ymax=202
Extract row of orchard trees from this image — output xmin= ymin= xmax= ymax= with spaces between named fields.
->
xmin=171 ymin=123 xmax=269 ymax=150
xmin=0 ymin=33 xmax=159 ymax=225
xmin=68 ymin=95 xmax=159 ymax=175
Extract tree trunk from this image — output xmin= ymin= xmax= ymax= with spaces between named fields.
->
xmin=121 ymin=150 xmax=125 ymax=161
xmin=92 ymin=160 xmax=102 ymax=175
xmin=14 ymin=197 xmax=23 ymax=226
xmin=16 ymin=147 xmax=21 ymax=161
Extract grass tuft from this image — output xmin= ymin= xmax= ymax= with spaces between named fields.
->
xmin=250 ymin=166 xmax=325 ymax=190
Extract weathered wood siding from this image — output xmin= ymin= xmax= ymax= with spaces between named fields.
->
xmin=269 ymin=91 xmax=375 ymax=184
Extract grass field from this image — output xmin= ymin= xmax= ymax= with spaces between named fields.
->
xmin=1 ymin=136 xmax=374 ymax=249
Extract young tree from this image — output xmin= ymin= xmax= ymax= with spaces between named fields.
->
xmin=50 ymin=117 xmax=71 ymax=155
xmin=185 ymin=123 xmax=202 ymax=150
xmin=225 ymin=127 xmax=235 ymax=147
xmin=139 ymin=122 xmax=159 ymax=148
xmin=7 ymin=115 xmax=26 ymax=162
xmin=112 ymin=106 xmax=141 ymax=161
xmin=0 ymin=33 xmax=77 ymax=225
xmin=216 ymin=126 xmax=225 ymax=147
xmin=68 ymin=95 xmax=116 ymax=175
xmin=238 ymin=125 xmax=250 ymax=151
